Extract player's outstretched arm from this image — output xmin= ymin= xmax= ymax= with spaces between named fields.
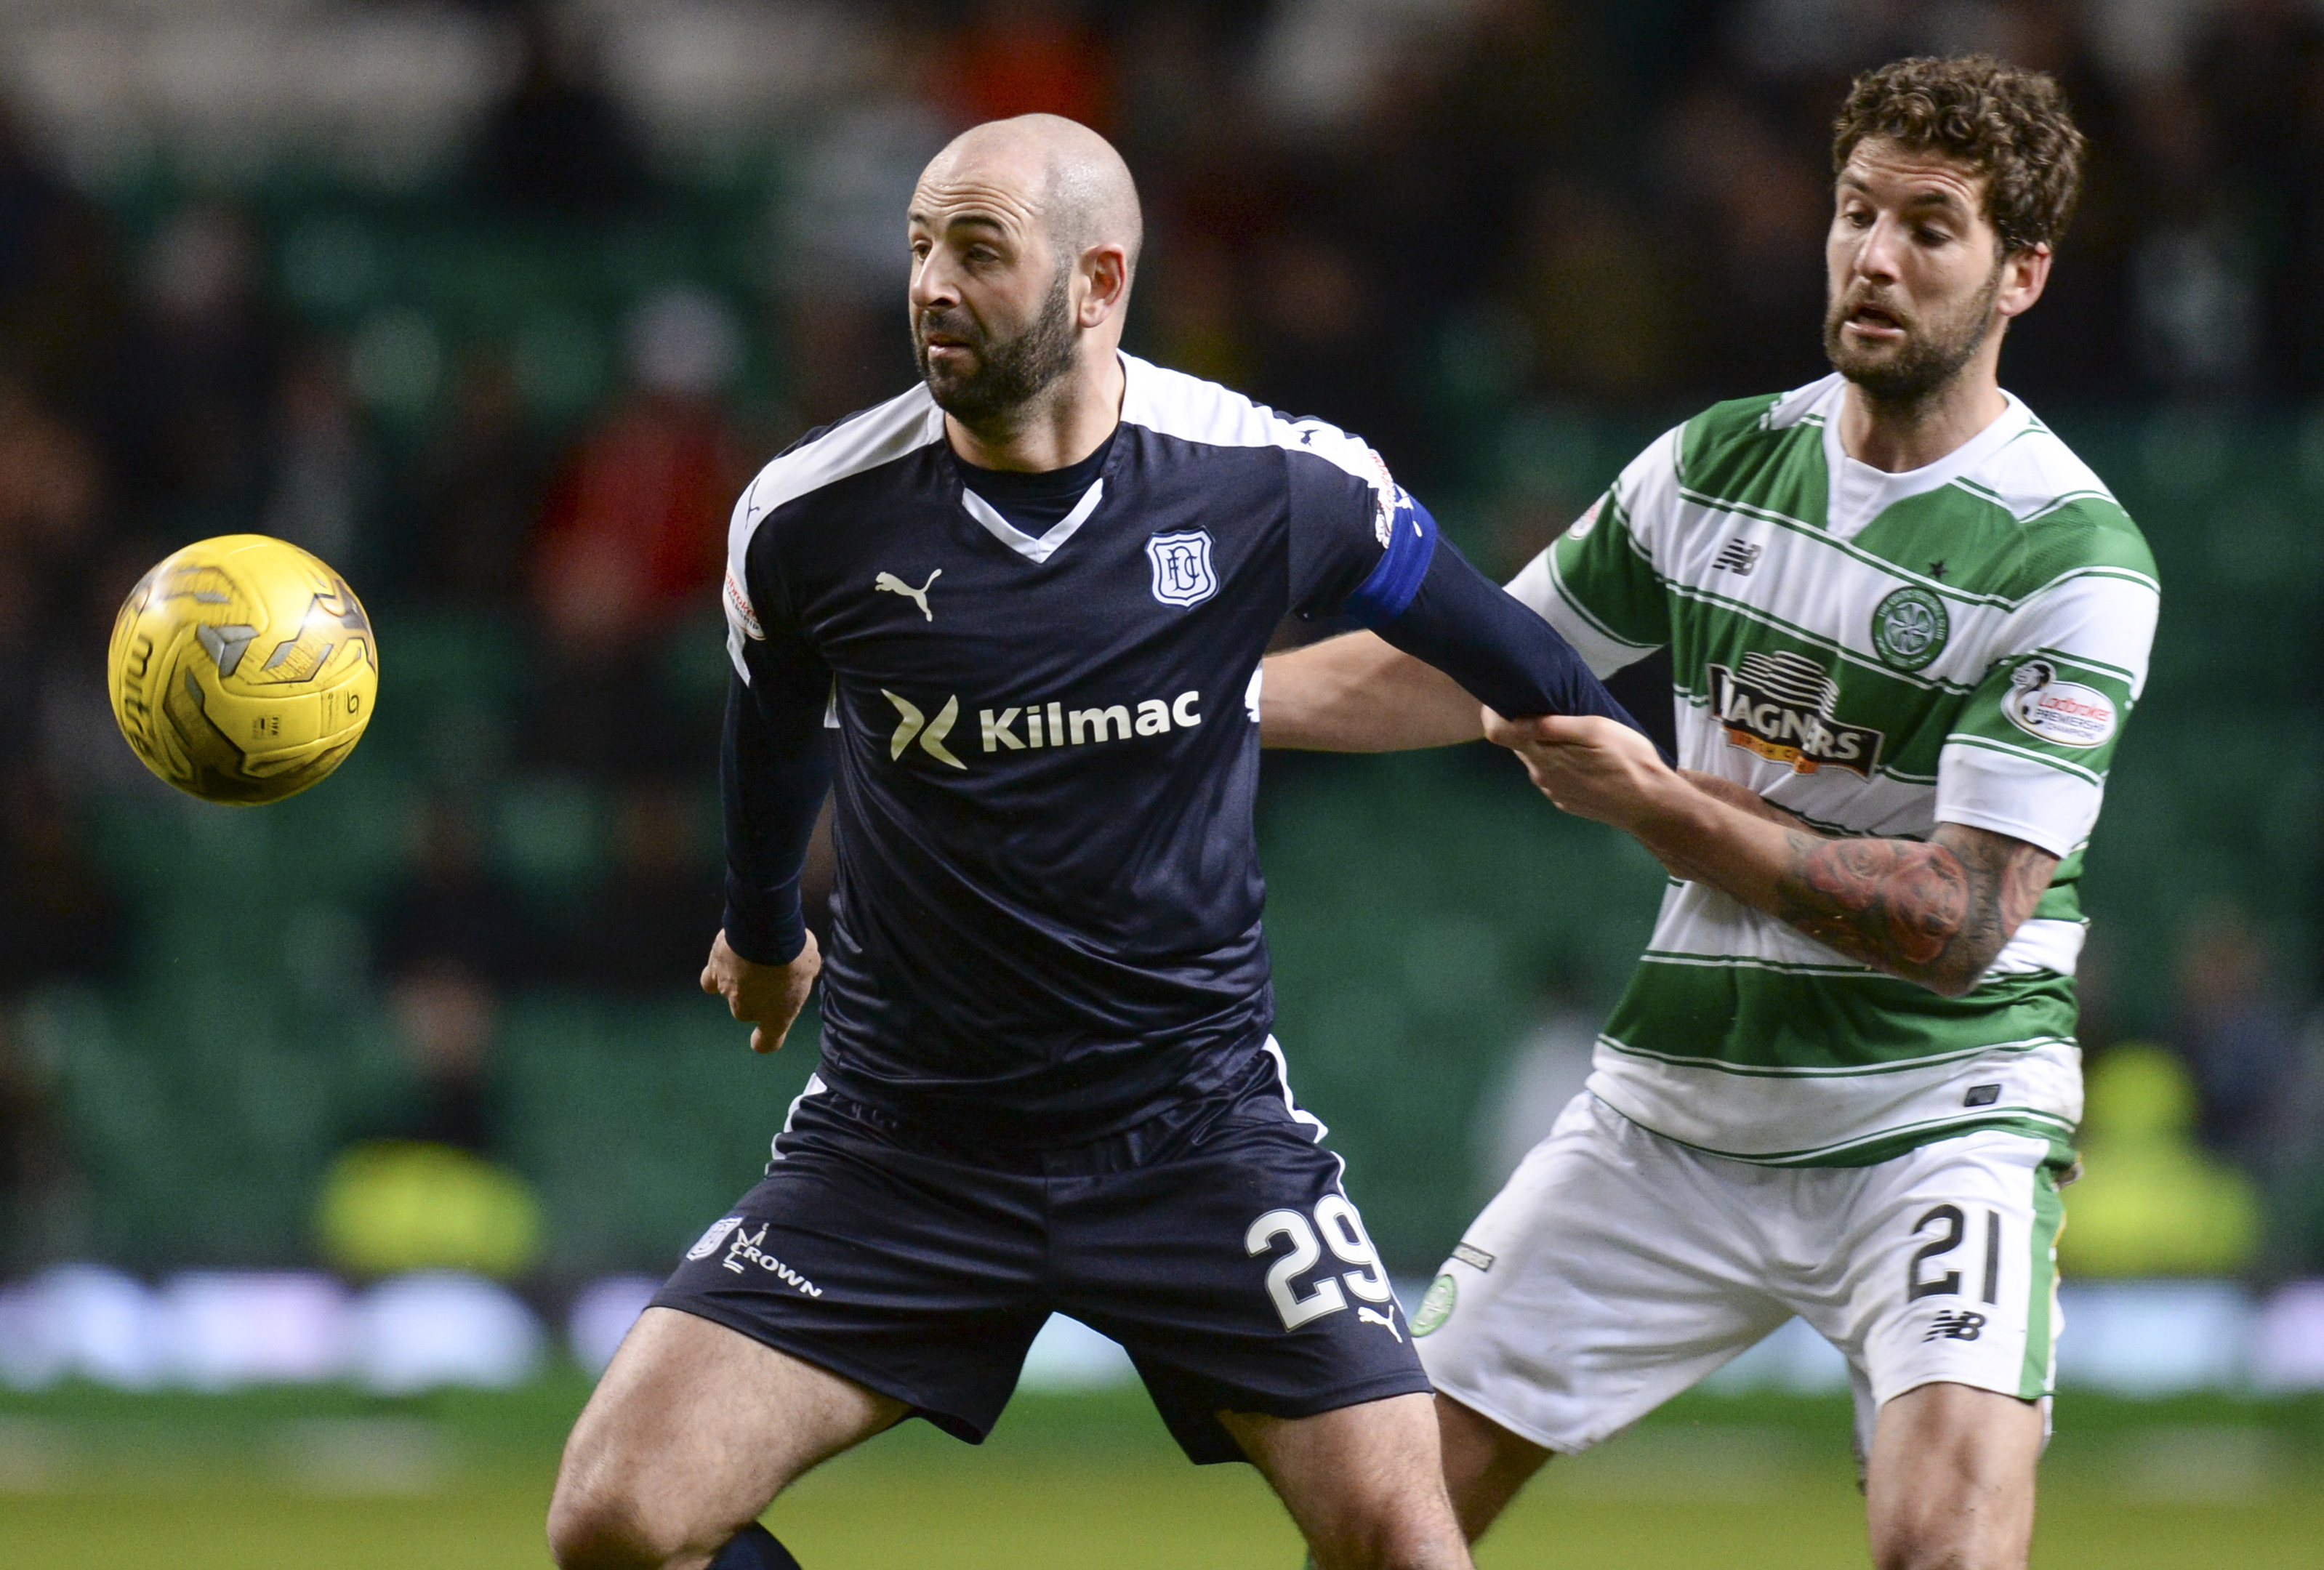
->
xmin=1367 ymin=530 xmax=1655 ymax=748
xmin=1487 ymin=713 xmax=2056 ymax=997
xmin=1259 ymin=632 xmax=1484 ymax=752
xmin=1281 ymin=467 xmax=1653 ymax=752
xmin=1284 ymin=482 xmax=1657 ymax=753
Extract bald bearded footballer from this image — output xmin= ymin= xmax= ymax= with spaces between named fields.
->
xmin=546 ymin=115 xmax=1644 ymax=1570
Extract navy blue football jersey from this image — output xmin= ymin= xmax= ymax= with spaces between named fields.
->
xmin=721 ymin=354 xmax=1628 ymax=1145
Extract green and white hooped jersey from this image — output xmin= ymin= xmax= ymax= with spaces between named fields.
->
xmin=1508 ymin=373 xmax=2158 ymax=1167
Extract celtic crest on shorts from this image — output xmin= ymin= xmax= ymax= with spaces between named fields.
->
xmin=1870 ymin=585 xmax=1950 ymax=671
xmin=1410 ymin=1273 xmax=1457 ymax=1337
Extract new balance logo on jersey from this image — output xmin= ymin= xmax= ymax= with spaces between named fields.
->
xmin=1705 ymin=651 xmax=1883 ymax=776
xmin=1924 ymin=1309 xmax=1985 ymax=1342
xmin=874 ymin=568 xmax=941 ymax=620
xmin=1712 ymin=538 xmax=1763 ymax=575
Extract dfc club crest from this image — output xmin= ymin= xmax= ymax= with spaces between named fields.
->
xmin=1146 ymin=530 xmax=1218 ymax=608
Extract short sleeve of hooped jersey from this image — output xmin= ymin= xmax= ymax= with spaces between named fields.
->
xmin=1503 ymin=424 xmax=1681 ymax=675
xmin=1934 ymin=506 xmax=2160 ymax=860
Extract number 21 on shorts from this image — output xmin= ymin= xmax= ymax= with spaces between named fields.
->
xmin=1246 ymin=1194 xmax=1394 ymax=1329
xmin=1907 ymin=1203 xmax=2003 ymax=1304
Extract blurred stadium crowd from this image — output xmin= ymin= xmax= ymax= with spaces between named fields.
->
xmin=0 ymin=0 xmax=2319 ymax=1365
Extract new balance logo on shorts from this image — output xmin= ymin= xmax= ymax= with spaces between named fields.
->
xmin=1924 ymin=1308 xmax=1986 ymax=1342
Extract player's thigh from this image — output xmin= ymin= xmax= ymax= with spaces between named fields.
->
xmin=1415 ymin=1094 xmax=1791 ymax=1454
xmin=1865 ymin=1380 xmax=2042 ymax=1570
xmin=1434 ymin=1391 xmax=1552 ymax=1545
xmin=1055 ymin=1106 xmax=1431 ymax=1468
xmin=550 ymin=1307 xmax=906 ymax=1566
xmin=1221 ymin=1392 xmax=1470 ymax=1570
xmin=648 ymin=1090 xmax=1049 ymax=1449
xmin=1812 ymin=1130 xmax=2066 ymax=1456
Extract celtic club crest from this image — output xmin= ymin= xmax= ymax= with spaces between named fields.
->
xmin=1411 ymin=1273 xmax=1457 ymax=1337
xmin=1870 ymin=586 xmax=1950 ymax=671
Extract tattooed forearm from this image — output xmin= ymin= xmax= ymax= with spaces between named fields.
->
xmin=1492 ymin=728 xmax=2057 ymax=994
xmin=1769 ymin=823 xmax=2056 ymax=996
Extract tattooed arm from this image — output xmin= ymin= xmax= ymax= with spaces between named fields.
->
xmin=1485 ymin=713 xmax=2057 ymax=997
xmin=1764 ymin=820 xmax=2056 ymax=993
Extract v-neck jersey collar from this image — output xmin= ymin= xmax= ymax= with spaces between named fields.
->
xmin=940 ymin=353 xmax=1143 ymax=566
xmin=1812 ymin=377 xmax=2033 ymax=540
xmin=957 ymin=477 xmax=1107 ymax=565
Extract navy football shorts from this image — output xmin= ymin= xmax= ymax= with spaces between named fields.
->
xmin=651 ymin=1052 xmax=1430 ymax=1464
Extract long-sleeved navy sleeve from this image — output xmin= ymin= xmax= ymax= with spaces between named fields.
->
xmin=1309 ymin=482 xmax=1660 ymax=752
xmin=1372 ymin=530 xmax=1655 ymax=744
xmin=720 ymin=661 xmax=835 ymax=967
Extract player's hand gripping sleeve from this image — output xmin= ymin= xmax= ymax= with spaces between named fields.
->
xmin=720 ymin=667 xmax=835 ymax=967
xmin=1351 ymin=494 xmax=1658 ymax=749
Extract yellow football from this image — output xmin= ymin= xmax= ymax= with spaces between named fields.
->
xmin=106 ymin=534 xmax=379 ymax=805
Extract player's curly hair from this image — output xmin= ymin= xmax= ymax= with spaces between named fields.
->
xmin=1832 ymin=55 xmax=2086 ymax=254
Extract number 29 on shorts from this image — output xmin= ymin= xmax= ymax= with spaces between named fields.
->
xmin=1246 ymin=1194 xmax=1394 ymax=1329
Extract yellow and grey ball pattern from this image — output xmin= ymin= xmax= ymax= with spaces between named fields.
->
xmin=107 ymin=534 xmax=379 ymax=805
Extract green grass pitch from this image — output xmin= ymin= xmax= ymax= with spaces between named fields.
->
xmin=1 ymin=1377 xmax=2317 ymax=1567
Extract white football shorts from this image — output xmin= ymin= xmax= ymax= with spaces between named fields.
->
xmin=1413 ymin=1092 xmax=2065 ymax=1459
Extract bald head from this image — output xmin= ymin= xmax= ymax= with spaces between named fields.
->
xmin=919 ymin=114 xmax=1143 ymax=281
xmin=905 ymin=116 xmax=1140 ymax=448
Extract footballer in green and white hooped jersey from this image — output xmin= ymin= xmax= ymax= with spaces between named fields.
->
xmin=1517 ymin=371 xmax=2153 ymax=1171
xmin=1258 ymin=53 xmax=2139 ymax=1563
xmin=1415 ymin=369 xmax=2148 ymax=1460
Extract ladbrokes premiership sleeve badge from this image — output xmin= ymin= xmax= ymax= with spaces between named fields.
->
xmin=2003 ymin=659 xmax=2117 ymax=748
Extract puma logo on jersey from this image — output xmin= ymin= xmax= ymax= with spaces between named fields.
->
xmin=1356 ymin=1305 xmax=1403 ymax=1342
xmin=874 ymin=568 xmax=941 ymax=620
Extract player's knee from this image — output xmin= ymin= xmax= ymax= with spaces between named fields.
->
xmin=1871 ymin=1540 xmax=1953 ymax=1570
xmin=1307 ymin=1502 xmax=1471 ymax=1570
xmin=1869 ymin=1520 xmax=2018 ymax=1570
xmin=547 ymin=1483 xmax=700 ymax=1570
xmin=1309 ymin=1538 xmax=1468 ymax=1570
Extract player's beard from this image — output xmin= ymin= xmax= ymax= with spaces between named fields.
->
xmin=913 ymin=265 xmax=1079 ymax=425
xmin=1823 ymin=262 xmax=2003 ymax=410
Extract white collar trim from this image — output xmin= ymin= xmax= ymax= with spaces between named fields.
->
xmin=1816 ymin=382 xmax=2032 ymax=541
xmin=959 ymin=476 xmax=1106 ymax=564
